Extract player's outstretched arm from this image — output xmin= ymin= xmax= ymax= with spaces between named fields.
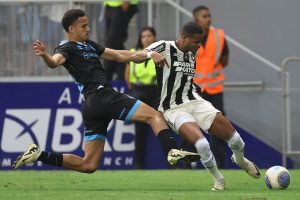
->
xmin=33 ymin=40 xmax=66 ymax=69
xmin=101 ymin=48 xmax=137 ymax=63
xmin=101 ymin=48 xmax=149 ymax=63
xmin=131 ymin=50 xmax=169 ymax=68
xmin=101 ymin=48 xmax=169 ymax=67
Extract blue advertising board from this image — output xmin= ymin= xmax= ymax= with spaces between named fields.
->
xmin=0 ymin=80 xmax=293 ymax=170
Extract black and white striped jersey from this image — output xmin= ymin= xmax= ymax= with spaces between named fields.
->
xmin=146 ymin=40 xmax=201 ymax=112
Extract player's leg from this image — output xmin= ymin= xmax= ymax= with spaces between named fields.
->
xmin=53 ymin=96 xmax=111 ymax=173
xmin=13 ymin=125 xmax=107 ymax=173
xmin=202 ymin=92 xmax=227 ymax=169
xmin=130 ymin=102 xmax=168 ymax=134
xmin=12 ymin=139 xmax=104 ymax=173
xmin=129 ymin=102 xmax=199 ymax=163
xmin=208 ymin=113 xmax=260 ymax=178
xmin=61 ymin=139 xmax=105 ymax=173
xmin=169 ymin=110 xmax=224 ymax=191
xmin=191 ymin=97 xmax=260 ymax=178
xmin=13 ymin=92 xmax=110 ymax=172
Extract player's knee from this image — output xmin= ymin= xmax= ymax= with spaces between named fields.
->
xmin=147 ymin=111 xmax=164 ymax=124
xmin=84 ymin=167 xmax=98 ymax=174
xmin=210 ymin=113 xmax=235 ymax=139
xmin=82 ymin=163 xmax=99 ymax=174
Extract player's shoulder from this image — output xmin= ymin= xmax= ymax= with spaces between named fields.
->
xmin=166 ymin=41 xmax=177 ymax=48
xmin=58 ymin=40 xmax=71 ymax=47
xmin=147 ymin=40 xmax=168 ymax=53
xmin=87 ymin=40 xmax=105 ymax=51
xmin=54 ymin=40 xmax=72 ymax=54
xmin=55 ymin=40 xmax=74 ymax=51
xmin=86 ymin=39 xmax=98 ymax=46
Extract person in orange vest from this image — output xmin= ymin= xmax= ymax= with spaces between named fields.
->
xmin=193 ymin=5 xmax=229 ymax=169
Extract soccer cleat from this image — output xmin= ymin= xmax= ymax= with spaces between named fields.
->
xmin=167 ymin=149 xmax=200 ymax=165
xmin=211 ymin=177 xmax=225 ymax=191
xmin=12 ymin=144 xmax=41 ymax=169
xmin=231 ymin=155 xmax=260 ymax=178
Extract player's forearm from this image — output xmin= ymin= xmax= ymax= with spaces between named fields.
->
xmin=110 ymin=50 xmax=134 ymax=63
xmin=130 ymin=51 xmax=149 ymax=63
xmin=41 ymin=53 xmax=60 ymax=68
xmin=103 ymin=49 xmax=149 ymax=63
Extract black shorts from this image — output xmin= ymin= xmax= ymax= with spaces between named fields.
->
xmin=82 ymin=87 xmax=141 ymax=142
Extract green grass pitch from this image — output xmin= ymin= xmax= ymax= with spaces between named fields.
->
xmin=1 ymin=170 xmax=299 ymax=200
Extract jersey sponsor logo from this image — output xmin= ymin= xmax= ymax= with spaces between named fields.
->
xmin=83 ymin=52 xmax=99 ymax=59
xmin=174 ymin=61 xmax=195 ymax=75
xmin=151 ymin=43 xmax=165 ymax=53
xmin=76 ymin=44 xmax=96 ymax=51
xmin=1 ymin=109 xmax=50 ymax=152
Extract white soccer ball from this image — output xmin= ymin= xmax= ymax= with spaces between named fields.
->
xmin=265 ymin=166 xmax=291 ymax=189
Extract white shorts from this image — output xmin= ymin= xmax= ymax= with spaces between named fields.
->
xmin=163 ymin=99 xmax=220 ymax=133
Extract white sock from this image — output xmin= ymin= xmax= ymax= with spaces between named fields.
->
xmin=227 ymin=131 xmax=245 ymax=165
xmin=195 ymin=138 xmax=223 ymax=180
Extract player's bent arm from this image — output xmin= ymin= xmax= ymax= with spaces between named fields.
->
xmin=41 ymin=53 xmax=66 ymax=69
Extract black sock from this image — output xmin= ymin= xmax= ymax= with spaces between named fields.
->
xmin=157 ymin=129 xmax=178 ymax=155
xmin=179 ymin=140 xmax=198 ymax=153
xmin=37 ymin=151 xmax=63 ymax=167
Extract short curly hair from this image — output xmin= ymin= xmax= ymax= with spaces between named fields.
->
xmin=61 ymin=9 xmax=85 ymax=32
xmin=182 ymin=21 xmax=203 ymax=37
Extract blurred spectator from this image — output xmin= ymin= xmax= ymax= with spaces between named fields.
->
xmin=124 ymin=27 xmax=158 ymax=169
xmin=193 ymin=5 xmax=230 ymax=169
xmin=41 ymin=4 xmax=67 ymax=45
xmin=103 ymin=0 xmax=138 ymax=80
xmin=17 ymin=4 xmax=40 ymax=44
xmin=0 ymin=5 xmax=13 ymax=76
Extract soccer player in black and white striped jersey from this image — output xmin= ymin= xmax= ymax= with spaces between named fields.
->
xmin=13 ymin=10 xmax=200 ymax=174
xmin=132 ymin=21 xmax=260 ymax=191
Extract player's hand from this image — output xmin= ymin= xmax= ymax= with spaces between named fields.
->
xmin=33 ymin=40 xmax=46 ymax=56
xmin=151 ymin=52 xmax=169 ymax=68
